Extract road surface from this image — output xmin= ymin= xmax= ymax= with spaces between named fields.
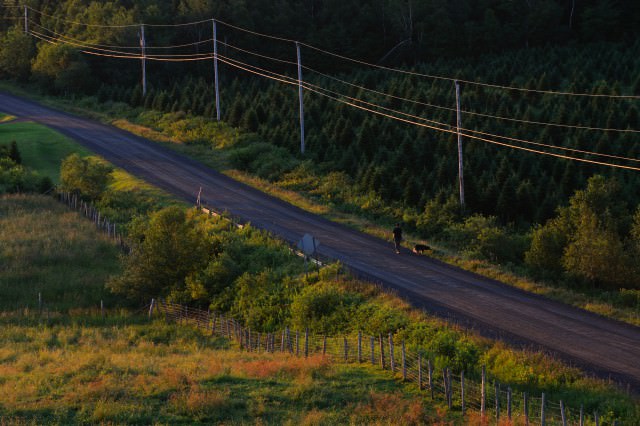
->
xmin=2 ymin=91 xmax=639 ymax=389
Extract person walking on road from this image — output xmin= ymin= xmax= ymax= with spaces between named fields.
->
xmin=392 ymin=223 xmax=402 ymax=254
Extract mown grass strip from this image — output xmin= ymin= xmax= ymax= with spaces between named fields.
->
xmin=0 ymin=121 xmax=91 ymax=183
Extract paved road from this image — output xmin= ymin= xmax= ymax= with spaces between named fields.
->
xmin=2 ymin=92 xmax=639 ymax=389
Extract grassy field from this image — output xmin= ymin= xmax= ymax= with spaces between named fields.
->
xmin=0 ymin=320 xmax=439 ymax=425
xmin=0 ymin=195 xmax=121 ymax=312
xmin=0 ymin=120 xmax=91 ymax=183
xmin=0 ymin=194 xmax=444 ymax=425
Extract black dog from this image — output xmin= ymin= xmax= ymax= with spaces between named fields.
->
xmin=413 ymin=244 xmax=431 ymax=254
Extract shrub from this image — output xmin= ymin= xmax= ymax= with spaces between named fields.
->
xmin=60 ymin=154 xmax=113 ymax=201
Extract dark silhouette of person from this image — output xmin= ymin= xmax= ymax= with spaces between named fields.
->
xmin=392 ymin=223 xmax=402 ymax=253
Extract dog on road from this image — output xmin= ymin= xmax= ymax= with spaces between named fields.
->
xmin=413 ymin=244 xmax=431 ymax=254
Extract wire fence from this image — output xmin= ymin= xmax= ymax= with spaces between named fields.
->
xmin=153 ymin=298 xmax=621 ymax=426
xmin=57 ymin=192 xmax=128 ymax=251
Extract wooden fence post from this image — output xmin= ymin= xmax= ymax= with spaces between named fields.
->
xmin=428 ymin=359 xmax=434 ymax=400
xmin=296 ymin=330 xmax=299 ymax=356
xmin=560 ymin=400 xmax=567 ymax=426
xmin=388 ymin=333 xmax=395 ymax=372
xmin=304 ymin=329 xmax=309 ymax=357
xmin=507 ymin=386 xmax=512 ymax=421
xmin=357 ymin=331 xmax=362 ymax=363
xmin=524 ymin=392 xmax=529 ymax=426
xmin=579 ymin=404 xmax=584 ymax=426
xmin=481 ymin=365 xmax=486 ymax=419
xmin=401 ymin=341 xmax=406 ymax=381
xmin=541 ymin=392 xmax=546 ymax=426
xmin=495 ymin=382 xmax=500 ymax=423
xmin=594 ymin=411 xmax=599 ymax=426
xmin=323 ymin=336 xmax=327 ymax=355
xmin=461 ymin=371 xmax=465 ymax=417
xmin=100 ymin=300 xmax=104 ymax=320
xmin=418 ymin=354 xmax=423 ymax=390
xmin=281 ymin=330 xmax=285 ymax=352
xmin=379 ymin=335 xmax=385 ymax=369
xmin=447 ymin=368 xmax=452 ymax=408
xmin=148 ymin=298 xmax=155 ymax=319
xmin=343 ymin=336 xmax=348 ymax=361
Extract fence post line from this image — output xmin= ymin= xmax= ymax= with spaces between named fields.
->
xmin=481 ymin=365 xmax=486 ymax=419
xmin=357 ymin=331 xmax=362 ymax=363
xmin=401 ymin=341 xmax=406 ymax=381
xmin=379 ymin=334 xmax=385 ymax=369
xmin=541 ymin=392 xmax=546 ymax=426
xmin=304 ymin=329 xmax=309 ymax=357
xmin=428 ymin=359 xmax=434 ymax=400
xmin=370 ymin=336 xmax=375 ymax=364
xmin=461 ymin=371 xmax=465 ymax=417
xmin=388 ymin=333 xmax=395 ymax=372
xmin=560 ymin=400 xmax=567 ymax=426
xmin=418 ymin=354 xmax=423 ymax=390
xmin=524 ymin=392 xmax=529 ymax=426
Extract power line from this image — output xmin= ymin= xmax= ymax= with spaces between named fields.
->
xmin=23 ymin=4 xmax=638 ymax=99
xmin=23 ymin=10 xmax=640 ymax=172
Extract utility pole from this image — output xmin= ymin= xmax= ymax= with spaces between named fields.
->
xmin=24 ymin=5 xmax=28 ymax=34
xmin=212 ymin=19 xmax=221 ymax=121
xmin=455 ymin=80 xmax=465 ymax=211
xmin=296 ymin=42 xmax=305 ymax=154
xmin=140 ymin=25 xmax=147 ymax=96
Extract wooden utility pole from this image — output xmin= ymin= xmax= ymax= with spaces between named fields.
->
xmin=296 ymin=42 xmax=305 ymax=154
xmin=212 ymin=19 xmax=221 ymax=121
xmin=140 ymin=25 xmax=147 ymax=96
xmin=455 ymin=80 xmax=465 ymax=210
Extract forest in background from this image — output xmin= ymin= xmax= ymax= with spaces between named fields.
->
xmin=1 ymin=0 xmax=640 ymax=290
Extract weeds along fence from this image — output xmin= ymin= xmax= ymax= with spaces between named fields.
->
xmin=57 ymin=192 xmax=127 ymax=251
xmin=153 ymin=299 xmax=613 ymax=426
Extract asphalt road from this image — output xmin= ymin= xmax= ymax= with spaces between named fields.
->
xmin=2 ymin=91 xmax=639 ymax=389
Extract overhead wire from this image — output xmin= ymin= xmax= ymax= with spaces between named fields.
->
xmin=29 ymin=20 xmax=214 ymax=50
xmin=21 ymin=7 xmax=640 ymax=171
xmin=197 ymin=47 xmax=640 ymax=168
xmin=24 ymin=4 xmax=639 ymax=99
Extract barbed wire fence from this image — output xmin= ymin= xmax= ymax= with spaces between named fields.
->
xmin=152 ymin=298 xmax=619 ymax=426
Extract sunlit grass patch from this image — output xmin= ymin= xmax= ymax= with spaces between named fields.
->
xmin=0 ymin=121 xmax=91 ymax=183
xmin=0 ymin=194 xmax=120 ymax=311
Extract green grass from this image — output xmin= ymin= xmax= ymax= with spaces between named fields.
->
xmin=0 ymin=121 xmax=91 ymax=183
xmin=0 ymin=194 xmax=444 ymax=425
xmin=0 ymin=320 xmax=441 ymax=425
xmin=0 ymin=194 xmax=121 ymax=312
